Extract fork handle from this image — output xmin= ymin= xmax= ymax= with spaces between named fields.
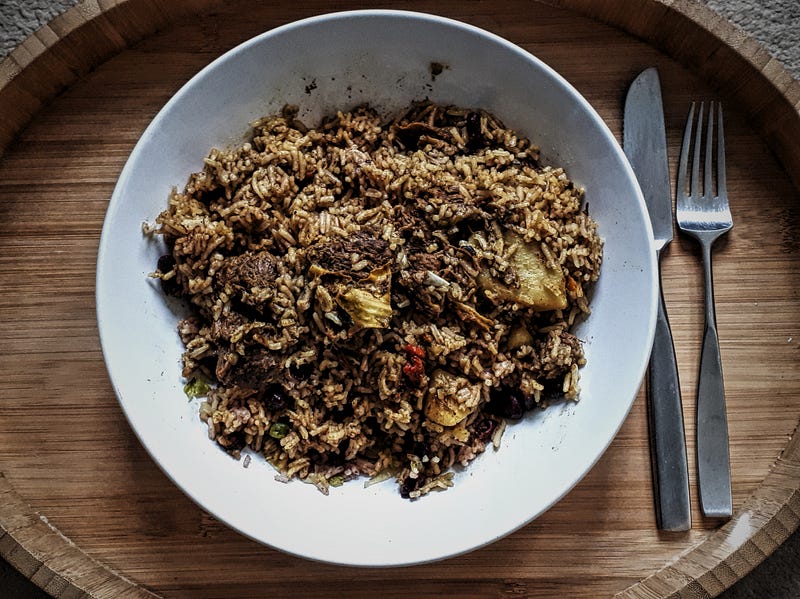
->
xmin=697 ymin=243 xmax=732 ymax=519
xmin=647 ymin=259 xmax=692 ymax=531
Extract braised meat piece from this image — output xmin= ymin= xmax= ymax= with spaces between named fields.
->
xmin=217 ymin=251 xmax=277 ymax=294
xmin=217 ymin=348 xmax=281 ymax=390
xmin=307 ymin=231 xmax=391 ymax=276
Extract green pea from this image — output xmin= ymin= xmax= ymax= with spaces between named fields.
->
xmin=183 ymin=378 xmax=210 ymax=399
xmin=269 ymin=423 xmax=290 ymax=439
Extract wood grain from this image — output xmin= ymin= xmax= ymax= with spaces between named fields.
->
xmin=0 ymin=1 xmax=798 ymax=597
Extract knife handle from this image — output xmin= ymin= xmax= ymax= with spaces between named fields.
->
xmin=647 ymin=271 xmax=692 ymax=531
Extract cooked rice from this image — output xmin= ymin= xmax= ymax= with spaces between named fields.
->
xmin=148 ymin=101 xmax=602 ymax=499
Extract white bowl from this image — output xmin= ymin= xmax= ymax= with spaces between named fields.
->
xmin=97 ymin=10 xmax=656 ymax=566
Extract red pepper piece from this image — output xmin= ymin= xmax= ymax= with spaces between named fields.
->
xmin=403 ymin=343 xmax=426 ymax=359
xmin=402 ymin=344 xmax=426 ymax=384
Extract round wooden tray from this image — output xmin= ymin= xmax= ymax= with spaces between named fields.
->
xmin=1 ymin=1 xmax=798 ymax=597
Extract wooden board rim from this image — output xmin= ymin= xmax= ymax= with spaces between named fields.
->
xmin=0 ymin=1 xmax=798 ymax=597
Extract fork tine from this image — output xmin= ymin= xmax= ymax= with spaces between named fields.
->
xmin=691 ymin=102 xmax=704 ymax=198
xmin=704 ymin=102 xmax=714 ymax=197
xmin=716 ymin=103 xmax=727 ymax=197
xmin=677 ymin=102 xmax=695 ymax=198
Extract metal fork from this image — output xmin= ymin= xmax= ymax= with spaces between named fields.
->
xmin=676 ymin=102 xmax=733 ymax=519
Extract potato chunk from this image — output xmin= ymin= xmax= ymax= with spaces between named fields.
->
xmin=477 ymin=231 xmax=567 ymax=311
xmin=334 ymin=265 xmax=393 ymax=330
xmin=424 ymin=370 xmax=482 ymax=427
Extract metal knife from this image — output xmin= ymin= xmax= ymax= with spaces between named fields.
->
xmin=624 ymin=67 xmax=691 ymax=531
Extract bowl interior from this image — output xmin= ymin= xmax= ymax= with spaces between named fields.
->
xmin=96 ymin=10 xmax=656 ymax=566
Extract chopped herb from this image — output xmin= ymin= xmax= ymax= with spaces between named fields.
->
xmin=269 ymin=422 xmax=290 ymax=439
xmin=183 ymin=378 xmax=210 ymax=399
xmin=328 ymin=475 xmax=344 ymax=487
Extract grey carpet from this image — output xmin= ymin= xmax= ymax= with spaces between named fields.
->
xmin=0 ymin=1 xmax=798 ymax=597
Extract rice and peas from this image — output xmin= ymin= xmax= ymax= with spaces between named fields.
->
xmin=147 ymin=101 xmax=602 ymax=498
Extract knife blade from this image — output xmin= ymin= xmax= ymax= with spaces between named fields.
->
xmin=624 ymin=67 xmax=691 ymax=531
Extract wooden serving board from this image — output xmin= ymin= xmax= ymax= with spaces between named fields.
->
xmin=1 ymin=1 xmax=798 ymax=597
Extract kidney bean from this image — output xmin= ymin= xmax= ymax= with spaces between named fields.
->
xmin=485 ymin=387 xmax=525 ymax=420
